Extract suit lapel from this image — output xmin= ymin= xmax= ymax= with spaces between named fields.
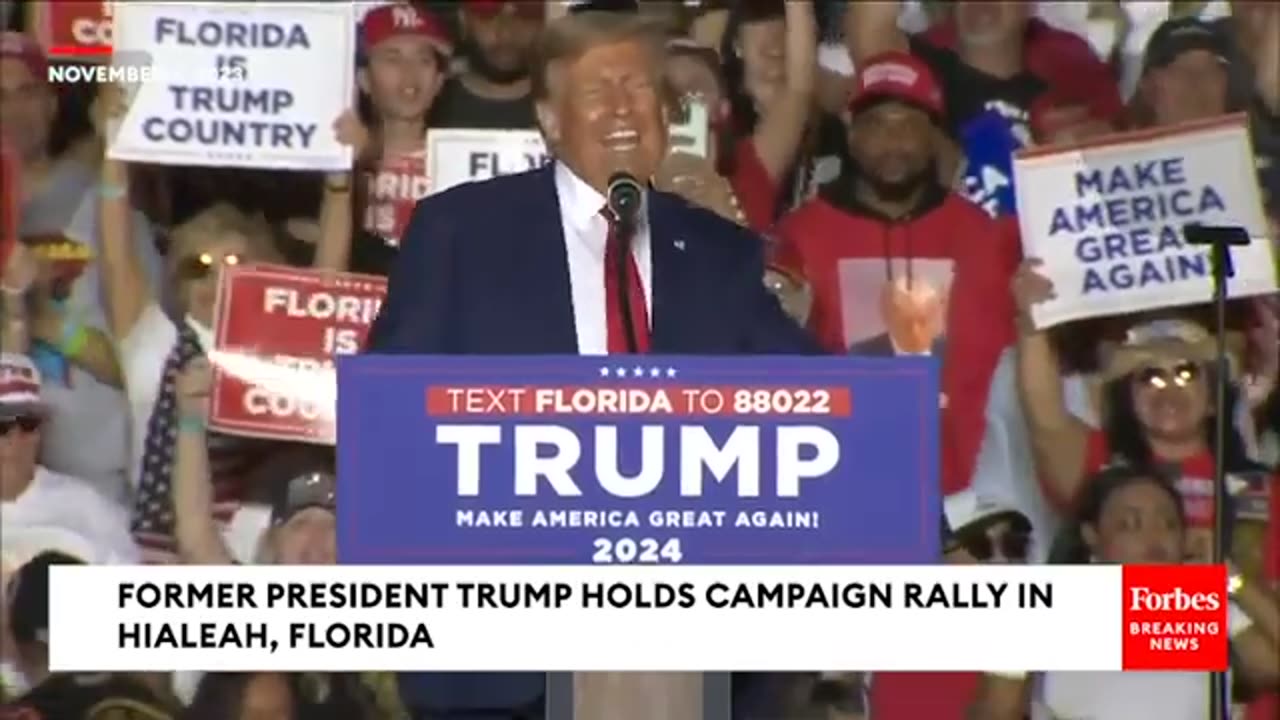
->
xmin=647 ymin=192 xmax=693 ymax=352
xmin=513 ymin=166 xmax=578 ymax=353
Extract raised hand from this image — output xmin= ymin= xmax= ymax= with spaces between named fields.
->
xmin=175 ymin=357 xmax=214 ymax=420
xmin=1010 ymin=258 xmax=1056 ymax=333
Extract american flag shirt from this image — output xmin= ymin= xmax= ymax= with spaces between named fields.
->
xmin=129 ymin=322 xmax=263 ymax=564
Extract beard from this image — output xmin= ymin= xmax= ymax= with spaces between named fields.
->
xmin=465 ymin=42 xmax=529 ymax=85
xmin=863 ymin=160 xmax=935 ymax=204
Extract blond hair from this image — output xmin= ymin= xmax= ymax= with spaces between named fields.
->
xmin=532 ymin=10 xmax=669 ymax=101
xmin=165 ymin=202 xmax=278 ymax=279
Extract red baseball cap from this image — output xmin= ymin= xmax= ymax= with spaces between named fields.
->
xmin=361 ymin=3 xmax=452 ymax=56
xmin=464 ymin=0 xmax=546 ymax=21
xmin=0 ymin=32 xmax=48 ymax=83
xmin=848 ymin=51 xmax=945 ymax=121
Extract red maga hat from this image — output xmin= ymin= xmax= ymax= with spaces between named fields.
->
xmin=361 ymin=3 xmax=452 ymax=55
xmin=848 ymin=51 xmax=944 ymax=120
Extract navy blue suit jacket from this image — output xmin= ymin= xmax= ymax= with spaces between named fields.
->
xmin=366 ymin=164 xmax=819 ymax=356
xmin=368 ymin=165 xmax=817 ymax=712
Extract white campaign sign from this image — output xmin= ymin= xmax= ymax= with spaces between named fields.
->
xmin=1013 ymin=115 xmax=1277 ymax=329
xmin=427 ymin=129 xmax=550 ymax=194
xmin=108 ymin=2 xmax=355 ymax=171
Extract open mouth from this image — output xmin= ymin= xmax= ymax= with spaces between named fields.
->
xmin=604 ymin=129 xmax=639 ymax=152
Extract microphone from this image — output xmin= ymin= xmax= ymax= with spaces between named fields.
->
xmin=606 ymin=172 xmax=644 ymax=232
xmin=606 ymin=172 xmax=644 ymax=353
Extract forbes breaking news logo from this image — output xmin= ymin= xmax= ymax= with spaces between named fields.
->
xmin=1121 ymin=564 xmax=1229 ymax=671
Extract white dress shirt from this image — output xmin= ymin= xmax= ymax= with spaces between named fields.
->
xmin=555 ymin=162 xmax=653 ymax=355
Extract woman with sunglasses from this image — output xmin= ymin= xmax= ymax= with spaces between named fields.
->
xmin=971 ymin=465 xmax=1280 ymax=720
xmin=91 ymin=83 xmax=286 ymax=562
xmin=1013 ymin=259 xmax=1274 ymax=564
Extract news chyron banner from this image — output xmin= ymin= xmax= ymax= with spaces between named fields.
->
xmin=1013 ymin=114 xmax=1278 ymax=328
xmin=47 ymin=564 xmax=1239 ymax=672
xmin=209 ymin=264 xmax=385 ymax=444
xmin=339 ymin=356 xmax=940 ymax=564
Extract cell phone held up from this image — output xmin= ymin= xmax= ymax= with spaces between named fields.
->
xmin=668 ymin=96 xmax=710 ymax=160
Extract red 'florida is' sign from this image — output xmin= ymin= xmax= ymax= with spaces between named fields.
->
xmin=363 ymin=151 xmax=429 ymax=247
xmin=209 ymin=264 xmax=386 ymax=444
xmin=30 ymin=1 xmax=112 ymax=58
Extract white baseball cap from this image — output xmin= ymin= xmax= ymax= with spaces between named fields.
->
xmin=944 ymin=488 xmax=1027 ymax=534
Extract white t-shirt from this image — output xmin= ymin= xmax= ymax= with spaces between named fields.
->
xmin=0 ymin=466 xmax=140 ymax=566
xmin=1031 ymin=603 xmax=1251 ymax=720
xmin=19 ymin=159 xmax=163 ymax=503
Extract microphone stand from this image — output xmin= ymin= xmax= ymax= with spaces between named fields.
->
xmin=1183 ymin=224 xmax=1252 ymax=720
xmin=614 ymin=214 xmax=639 ymax=354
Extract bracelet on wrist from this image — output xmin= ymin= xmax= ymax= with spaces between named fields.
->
xmin=177 ymin=414 xmax=207 ymax=434
xmin=98 ymin=182 xmax=127 ymax=200
xmin=59 ymin=320 xmax=89 ymax=358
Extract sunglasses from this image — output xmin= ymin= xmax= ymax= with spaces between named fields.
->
xmin=959 ymin=517 xmax=1032 ymax=561
xmin=0 ymin=415 xmax=42 ymax=436
xmin=1134 ymin=361 xmax=1201 ymax=390
xmin=177 ymin=252 xmax=242 ymax=281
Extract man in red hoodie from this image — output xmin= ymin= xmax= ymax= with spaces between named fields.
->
xmin=774 ymin=50 xmax=1018 ymax=499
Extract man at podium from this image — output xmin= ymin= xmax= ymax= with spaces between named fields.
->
xmin=366 ymin=11 xmax=817 ymax=358
xmin=366 ymin=6 xmax=819 ymax=719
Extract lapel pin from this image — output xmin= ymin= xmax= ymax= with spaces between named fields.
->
xmin=673 ymin=239 xmax=686 ymax=251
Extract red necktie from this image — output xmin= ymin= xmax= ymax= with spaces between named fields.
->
xmin=602 ymin=212 xmax=651 ymax=353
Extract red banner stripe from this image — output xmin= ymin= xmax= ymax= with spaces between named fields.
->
xmin=48 ymin=45 xmax=111 ymax=56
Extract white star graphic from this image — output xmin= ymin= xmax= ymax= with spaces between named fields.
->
xmin=615 ymin=367 xmax=628 ymax=378
xmin=632 ymin=366 xmax=644 ymax=377
xmin=649 ymin=367 xmax=661 ymax=378
xmin=666 ymin=367 xmax=677 ymax=378
xmin=599 ymin=367 xmax=611 ymax=377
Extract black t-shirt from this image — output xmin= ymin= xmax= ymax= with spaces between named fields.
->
xmin=429 ymin=76 xmax=536 ymax=130
xmin=907 ymin=35 xmax=1048 ymax=143
xmin=1 ymin=673 xmax=174 ymax=719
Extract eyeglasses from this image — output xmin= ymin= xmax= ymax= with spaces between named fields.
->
xmin=0 ymin=415 xmax=42 ymax=436
xmin=177 ymin=252 xmax=242 ymax=281
xmin=1134 ymin=361 xmax=1201 ymax=390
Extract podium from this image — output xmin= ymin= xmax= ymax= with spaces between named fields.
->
xmin=548 ymin=672 xmax=729 ymax=719
xmin=337 ymin=356 xmax=942 ymax=717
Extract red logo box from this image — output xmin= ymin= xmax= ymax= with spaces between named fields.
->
xmin=1122 ymin=564 xmax=1228 ymax=671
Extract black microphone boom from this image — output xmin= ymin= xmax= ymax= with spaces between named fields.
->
xmin=606 ymin=172 xmax=644 ymax=354
xmin=1183 ymin=223 xmax=1252 ymax=720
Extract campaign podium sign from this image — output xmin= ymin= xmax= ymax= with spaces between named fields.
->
xmin=337 ymin=356 xmax=941 ymax=565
